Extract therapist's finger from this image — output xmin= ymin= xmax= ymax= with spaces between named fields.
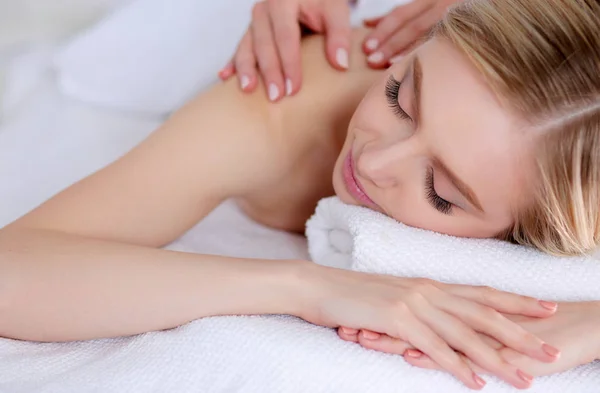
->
xmin=362 ymin=16 xmax=383 ymax=28
xmin=233 ymin=30 xmax=258 ymax=92
xmin=322 ymin=0 xmax=352 ymax=70
xmin=363 ymin=0 xmax=432 ymax=55
xmin=268 ymin=0 xmax=302 ymax=96
xmin=251 ymin=1 xmax=285 ymax=101
xmin=366 ymin=8 xmax=441 ymax=67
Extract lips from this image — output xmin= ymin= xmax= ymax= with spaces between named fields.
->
xmin=342 ymin=150 xmax=378 ymax=207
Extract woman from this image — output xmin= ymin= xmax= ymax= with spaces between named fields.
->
xmin=0 ymin=0 xmax=599 ymax=390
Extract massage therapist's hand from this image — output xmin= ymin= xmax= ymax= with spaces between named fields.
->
xmin=362 ymin=0 xmax=464 ymax=68
xmin=219 ymin=0 xmax=351 ymax=101
xmin=393 ymin=301 xmax=600 ymax=378
xmin=299 ymin=265 xmax=560 ymax=390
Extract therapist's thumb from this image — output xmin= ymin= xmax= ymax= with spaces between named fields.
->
xmin=322 ymin=0 xmax=352 ymax=70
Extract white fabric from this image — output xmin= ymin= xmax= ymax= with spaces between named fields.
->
xmin=53 ymin=0 xmax=409 ymax=116
xmin=305 ymin=196 xmax=600 ymax=392
xmin=7 ymin=0 xmax=597 ymax=391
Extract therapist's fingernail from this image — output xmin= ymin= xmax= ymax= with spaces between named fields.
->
xmin=240 ymin=75 xmax=250 ymax=90
xmin=268 ymin=83 xmax=280 ymax=101
xmin=336 ymin=48 xmax=349 ymax=69
xmin=389 ymin=55 xmax=404 ymax=64
xmin=538 ymin=300 xmax=558 ymax=311
xmin=285 ymin=78 xmax=293 ymax=96
xmin=367 ymin=51 xmax=385 ymax=64
xmin=365 ymin=38 xmax=379 ymax=51
xmin=218 ymin=66 xmax=233 ymax=80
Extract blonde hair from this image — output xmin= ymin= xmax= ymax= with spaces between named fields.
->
xmin=434 ymin=0 xmax=600 ymax=256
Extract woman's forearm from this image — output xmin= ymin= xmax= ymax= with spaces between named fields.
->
xmin=0 ymin=227 xmax=308 ymax=342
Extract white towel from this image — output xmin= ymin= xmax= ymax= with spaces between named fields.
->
xmin=2 ymin=197 xmax=598 ymax=393
xmin=305 ymin=196 xmax=600 ymax=391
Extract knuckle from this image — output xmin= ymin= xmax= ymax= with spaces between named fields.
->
xmin=405 ymin=290 xmax=427 ymax=305
xmin=478 ymin=285 xmax=499 ymax=302
xmin=480 ymin=305 xmax=502 ymax=322
xmin=412 ymin=279 xmax=438 ymax=295
xmin=389 ymin=299 xmax=410 ymax=318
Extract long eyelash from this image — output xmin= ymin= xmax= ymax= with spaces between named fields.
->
xmin=425 ymin=167 xmax=453 ymax=215
xmin=385 ymin=75 xmax=411 ymax=120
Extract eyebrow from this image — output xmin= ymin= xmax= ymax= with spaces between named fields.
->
xmin=434 ymin=157 xmax=485 ymax=213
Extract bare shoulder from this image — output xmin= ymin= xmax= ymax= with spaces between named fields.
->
xmin=8 ymin=28 xmax=381 ymax=245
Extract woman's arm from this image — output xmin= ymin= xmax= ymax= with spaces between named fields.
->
xmin=0 ymin=30 xmax=377 ymax=342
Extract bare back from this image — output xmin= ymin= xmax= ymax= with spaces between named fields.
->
xmin=9 ymin=29 xmax=380 ymax=245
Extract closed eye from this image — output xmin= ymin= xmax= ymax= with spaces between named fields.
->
xmin=385 ymin=75 xmax=412 ymax=121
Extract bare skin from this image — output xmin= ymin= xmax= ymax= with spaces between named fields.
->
xmin=0 ymin=29 xmax=595 ymax=390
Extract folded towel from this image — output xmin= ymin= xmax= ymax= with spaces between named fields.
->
xmin=305 ymin=196 xmax=600 ymax=392
xmin=1 ymin=198 xmax=599 ymax=393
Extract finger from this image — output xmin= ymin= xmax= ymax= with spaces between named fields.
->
xmin=251 ymin=1 xmax=285 ymax=101
xmin=267 ymin=0 xmax=302 ymax=95
xmin=405 ymin=351 xmax=489 ymax=375
xmin=414 ymin=303 xmax=533 ymax=389
xmin=362 ymin=1 xmax=432 ymax=54
xmin=322 ymin=0 xmax=352 ymax=70
xmin=358 ymin=331 xmax=414 ymax=355
xmin=394 ymin=313 xmax=484 ymax=390
xmin=362 ymin=16 xmax=383 ymax=28
xmin=441 ymin=284 xmax=558 ymax=318
xmin=218 ymin=61 xmax=235 ymax=80
xmin=497 ymin=347 xmax=555 ymax=377
xmin=337 ymin=327 xmax=360 ymax=343
xmin=436 ymin=296 xmax=560 ymax=363
xmin=233 ymin=30 xmax=259 ymax=92
xmin=366 ymin=9 xmax=440 ymax=67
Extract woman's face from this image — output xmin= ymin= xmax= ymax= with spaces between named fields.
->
xmin=333 ymin=38 xmax=534 ymax=238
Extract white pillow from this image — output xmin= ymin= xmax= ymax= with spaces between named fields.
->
xmin=54 ymin=0 xmax=257 ymax=115
xmin=53 ymin=0 xmax=408 ymax=116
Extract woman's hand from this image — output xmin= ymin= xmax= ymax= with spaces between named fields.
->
xmin=220 ymin=0 xmax=352 ymax=101
xmin=300 ymin=265 xmax=560 ymax=390
xmin=362 ymin=0 xmax=464 ymax=68
xmin=378 ymin=301 xmax=600 ymax=377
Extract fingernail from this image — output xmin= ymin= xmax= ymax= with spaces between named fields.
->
xmin=361 ymin=330 xmax=381 ymax=340
xmin=340 ymin=327 xmax=358 ymax=335
xmin=285 ymin=78 xmax=293 ymax=96
xmin=405 ymin=349 xmax=423 ymax=358
xmin=517 ymin=369 xmax=534 ymax=384
xmin=336 ymin=48 xmax=349 ymax=69
xmin=268 ymin=83 xmax=279 ymax=101
xmin=365 ymin=38 xmax=379 ymax=51
xmin=389 ymin=55 xmax=404 ymax=64
xmin=240 ymin=75 xmax=250 ymax=90
xmin=218 ymin=67 xmax=233 ymax=79
xmin=367 ymin=51 xmax=385 ymax=64
xmin=539 ymin=300 xmax=558 ymax=311
xmin=473 ymin=373 xmax=486 ymax=388
xmin=542 ymin=343 xmax=560 ymax=358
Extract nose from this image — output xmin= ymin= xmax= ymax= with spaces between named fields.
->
xmin=356 ymin=136 xmax=422 ymax=189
